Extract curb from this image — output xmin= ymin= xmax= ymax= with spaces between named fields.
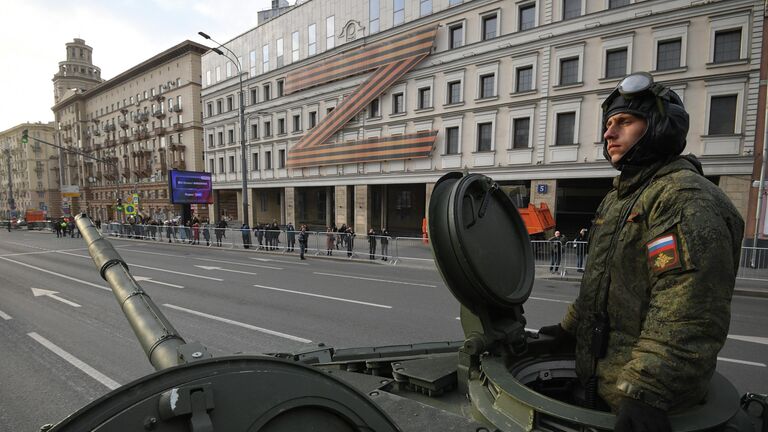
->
xmin=734 ymin=288 xmax=768 ymax=299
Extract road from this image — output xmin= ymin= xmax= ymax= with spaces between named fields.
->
xmin=0 ymin=229 xmax=766 ymax=431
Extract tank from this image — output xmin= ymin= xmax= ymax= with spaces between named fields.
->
xmin=45 ymin=172 xmax=766 ymax=431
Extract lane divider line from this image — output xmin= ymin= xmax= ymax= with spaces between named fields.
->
xmin=28 ymin=332 xmax=121 ymax=390
xmin=162 ymin=303 xmax=311 ymax=343
xmin=717 ymin=357 xmax=766 ymax=368
xmin=313 ymin=272 xmax=436 ymax=288
xmin=253 ymin=284 xmax=392 ymax=309
xmin=57 ymin=252 xmax=224 ymax=282
xmin=0 ymin=256 xmax=110 ymax=291
xmin=0 ymin=309 xmax=12 ymax=320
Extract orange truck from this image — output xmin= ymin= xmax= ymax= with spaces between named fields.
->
xmin=517 ymin=203 xmax=555 ymax=239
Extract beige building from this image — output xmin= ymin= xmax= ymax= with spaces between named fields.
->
xmin=52 ymin=39 xmax=209 ymax=222
xmin=0 ymin=123 xmax=59 ymax=219
xmin=202 ymin=0 xmax=763 ymax=237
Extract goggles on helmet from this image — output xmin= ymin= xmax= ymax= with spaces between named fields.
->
xmin=602 ymin=72 xmax=669 ymax=118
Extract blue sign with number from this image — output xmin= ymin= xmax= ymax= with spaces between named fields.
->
xmin=536 ymin=184 xmax=548 ymax=194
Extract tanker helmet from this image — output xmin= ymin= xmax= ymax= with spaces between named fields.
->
xmin=601 ymin=72 xmax=689 ymax=169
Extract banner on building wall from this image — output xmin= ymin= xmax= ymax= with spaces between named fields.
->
xmin=285 ymin=26 xmax=438 ymax=169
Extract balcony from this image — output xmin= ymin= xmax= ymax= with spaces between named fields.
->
xmin=135 ymin=166 xmax=152 ymax=178
xmin=153 ymin=159 xmax=167 ymax=172
xmin=120 ymin=136 xmax=129 ymax=145
xmin=153 ymin=109 xmax=166 ymax=119
xmin=121 ymin=167 xmax=131 ymax=178
xmin=173 ymin=123 xmax=183 ymax=131
xmin=137 ymin=130 xmax=149 ymax=140
xmin=171 ymin=160 xmax=186 ymax=170
xmin=104 ymin=138 xmax=114 ymax=146
xmin=93 ymin=144 xmax=101 ymax=150
xmin=154 ymin=127 xmax=166 ymax=136
xmin=93 ymin=130 xmax=101 ymax=136
xmin=104 ymin=172 xmax=116 ymax=181
xmin=119 ymin=120 xmax=129 ymax=129
xmin=170 ymin=144 xmax=185 ymax=151
xmin=170 ymin=104 xmax=183 ymax=113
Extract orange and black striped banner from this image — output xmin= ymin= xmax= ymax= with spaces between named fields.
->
xmin=288 ymin=131 xmax=437 ymax=168
xmin=286 ymin=26 xmax=437 ymax=168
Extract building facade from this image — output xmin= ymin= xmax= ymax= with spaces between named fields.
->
xmin=202 ymin=0 xmax=762 ymax=237
xmin=0 ymin=123 xmax=59 ymax=219
xmin=52 ymin=40 xmax=208 ymax=223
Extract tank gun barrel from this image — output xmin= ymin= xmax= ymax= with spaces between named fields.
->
xmin=74 ymin=213 xmax=188 ymax=371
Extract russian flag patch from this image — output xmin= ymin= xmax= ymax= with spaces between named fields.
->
xmin=647 ymin=233 xmax=681 ymax=274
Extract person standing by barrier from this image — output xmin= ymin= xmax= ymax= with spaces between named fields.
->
xmin=574 ymin=228 xmax=588 ymax=272
xmin=380 ymin=228 xmax=390 ymax=261
xmin=241 ymin=223 xmax=251 ymax=249
xmin=368 ymin=228 xmax=377 ymax=260
xmin=286 ymin=222 xmax=295 ymax=252
xmin=338 ymin=224 xmax=347 ymax=249
xmin=548 ymin=230 xmax=565 ymax=273
xmin=326 ymin=227 xmax=334 ymax=256
xmin=192 ymin=219 xmax=200 ymax=245
xmin=202 ymin=219 xmax=211 ymax=246
xmin=214 ymin=219 xmax=226 ymax=246
xmin=346 ymin=227 xmax=355 ymax=258
xmin=538 ymin=72 xmax=745 ymax=431
xmin=298 ymin=224 xmax=308 ymax=260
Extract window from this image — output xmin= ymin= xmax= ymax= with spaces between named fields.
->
xmin=392 ymin=93 xmax=404 ymax=113
xmin=276 ymin=38 xmax=284 ymax=68
xmin=609 ymin=0 xmax=629 ymax=8
xmin=519 ymin=4 xmax=536 ymax=31
xmin=368 ymin=99 xmax=380 ymax=117
xmin=251 ymin=124 xmax=259 ymax=139
xmin=394 ymin=0 xmax=404 ymax=26
xmin=206 ymin=103 xmax=213 ymax=117
xmin=250 ymin=89 xmax=258 ymax=105
xmin=559 ymin=57 xmax=579 ymax=85
xmin=326 ymin=16 xmax=335 ymax=50
xmin=420 ymin=0 xmax=432 ymax=16
xmin=657 ymin=39 xmax=681 ymax=70
xmin=449 ymin=0 xmax=462 ymax=5
xmin=605 ymin=48 xmax=627 ymax=79
xmin=228 ymin=155 xmax=235 ymax=172
xmin=482 ymin=14 xmax=497 ymax=40
xmin=228 ymin=129 xmax=234 ymax=144
xmin=250 ymin=50 xmax=257 ymax=77
xmin=293 ymin=114 xmax=301 ymax=132
xmin=227 ymin=96 xmax=234 ymax=111
xmin=714 ymin=29 xmax=741 ymax=63
xmin=218 ymin=157 xmax=224 ymax=173
xmin=513 ymin=118 xmax=530 ymax=149
xmin=370 ymin=0 xmax=380 ymax=33
xmin=277 ymin=80 xmax=284 ymax=97
xmin=265 ymin=151 xmax=273 ymax=169
xmin=449 ymin=23 xmax=463 ymax=49
xmin=279 ymin=149 xmax=286 ymax=169
xmin=447 ymin=81 xmax=462 ymax=104
xmin=309 ymin=111 xmax=317 ymax=128
xmin=226 ymin=61 xmax=232 ymax=78
xmin=308 ymin=23 xmax=317 ymax=56
xmin=215 ymin=66 xmax=221 ymax=82
xmin=477 ymin=123 xmax=493 ymax=152
xmin=263 ymin=84 xmax=271 ymax=101
xmin=563 ymin=0 xmax=580 ymax=20
xmin=264 ymin=121 xmax=272 ymax=137
xmin=209 ymin=159 xmax=215 ymax=173
xmin=278 ymin=118 xmax=286 ymax=135
xmin=216 ymin=100 xmax=223 ymax=114
xmin=418 ymin=87 xmax=432 ymax=109
xmin=445 ymin=126 xmax=460 ymax=154
xmin=252 ymin=153 xmax=259 ymax=170
xmin=217 ymin=131 xmax=224 ymax=146
xmin=708 ymin=95 xmax=737 ymax=134
xmin=479 ymin=74 xmax=495 ymax=99
xmin=207 ymin=133 xmax=214 ymax=148
xmin=291 ymin=31 xmax=300 ymax=62
xmin=262 ymin=44 xmax=270 ymax=73
xmin=555 ymin=112 xmax=575 ymax=145
xmin=516 ymin=66 xmax=533 ymax=92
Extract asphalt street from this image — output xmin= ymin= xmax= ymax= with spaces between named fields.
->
xmin=0 ymin=229 xmax=766 ymax=431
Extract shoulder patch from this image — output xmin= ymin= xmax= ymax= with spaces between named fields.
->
xmin=647 ymin=233 xmax=681 ymax=274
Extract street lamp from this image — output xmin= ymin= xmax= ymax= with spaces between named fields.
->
xmin=199 ymin=31 xmax=249 ymax=226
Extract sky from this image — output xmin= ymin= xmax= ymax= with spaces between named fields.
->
xmin=0 ymin=0 xmax=278 ymax=132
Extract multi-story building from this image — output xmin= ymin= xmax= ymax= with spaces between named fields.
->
xmin=202 ymin=0 xmax=763 ymax=238
xmin=0 ymin=123 xmax=59 ymax=219
xmin=52 ymin=39 xmax=208 ymax=222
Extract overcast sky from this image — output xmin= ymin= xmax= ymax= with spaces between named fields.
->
xmin=0 ymin=0 xmax=277 ymax=132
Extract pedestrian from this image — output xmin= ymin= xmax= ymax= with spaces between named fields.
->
xmin=215 ymin=219 xmax=227 ymax=247
xmin=241 ymin=223 xmax=251 ymax=249
xmin=574 ymin=228 xmax=588 ymax=272
xmin=367 ymin=228 xmax=377 ymax=260
xmin=269 ymin=219 xmax=280 ymax=250
xmin=380 ymin=228 xmax=390 ymax=261
xmin=326 ymin=226 xmax=334 ymax=256
xmin=298 ymin=224 xmax=308 ymax=260
xmin=346 ymin=227 xmax=355 ymax=258
xmin=286 ymin=222 xmax=295 ymax=252
xmin=337 ymin=224 xmax=347 ymax=249
xmin=192 ymin=219 xmax=200 ymax=245
xmin=7 ymin=219 xmax=11 ymax=232
xmin=548 ymin=230 xmax=565 ymax=273
xmin=538 ymin=72 xmax=745 ymax=431
xmin=256 ymin=223 xmax=265 ymax=249
xmin=202 ymin=219 xmax=211 ymax=246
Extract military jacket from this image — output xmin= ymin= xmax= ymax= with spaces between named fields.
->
xmin=561 ymin=155 xmax=744 ymax=412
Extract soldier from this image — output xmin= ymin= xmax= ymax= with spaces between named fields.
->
xmin=538 ymin=72 xmax=744 ymax=432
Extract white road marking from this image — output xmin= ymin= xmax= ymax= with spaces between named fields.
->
xmin=0 ymin=309 xmax=12 ymax=320
xmin=717 ymin=357 xmax=766 ymax=367
xmin=0 ymin=256 xmax=110 ymax=291
xmin=0 ymin=246 xmax=91 ymax=257
xmin=313 ymin=272 xmax=436 ymax=288
xmin=250 ymin=257 xmax=308 ymax=266
xmin=134 ymin=276 xmax=184 ymax=289
xmin=57 ymin=252 xmax=224 ymax=282
xmin=31 ymin=288 xmax=81 ymax=308
xmin=28 ymin=332 xmax=120 ymax=390
xmin=528 ymin=296 xmax=572 ymax=304
xmin=196 ymin=257 xmax=282 ymax=270
xmin=194 ymin=265 xmax=258 ymax=276
xmin=253 ymin=284 xmax=392 ymax=309
xmin=728 ymin=334 xmax=768 ymax=346
xmin=162 ymin=304 xmax=311 ymax=343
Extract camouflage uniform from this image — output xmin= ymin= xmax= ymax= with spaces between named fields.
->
xmin=561 ymin=154 xmax=744 ymax=413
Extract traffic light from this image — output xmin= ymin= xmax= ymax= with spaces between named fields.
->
xmin=21 ymin=129 xmax=28 ymax=145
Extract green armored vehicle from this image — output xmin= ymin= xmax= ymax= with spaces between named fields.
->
xmin=47 ymin=172 xmax=765 ymax=431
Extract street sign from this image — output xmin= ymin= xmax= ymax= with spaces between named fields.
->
xmin=536 ymin=184 xmax=548 ymax=194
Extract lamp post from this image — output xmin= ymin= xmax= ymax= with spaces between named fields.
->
xmin=199 ymin=31 xmax=249 ymax=226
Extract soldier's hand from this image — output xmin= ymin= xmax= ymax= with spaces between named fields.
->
xmin=615 ymin=397 xmax=671 ymax=432
xmin=537 ymin=324 xmax=575 ymax=351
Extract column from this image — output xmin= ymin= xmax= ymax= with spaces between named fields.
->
xmin=285 ymin=187 xmax=296 ymax=226
xmin=335 ymin=185 xmax=348 ymax=227
xmin=354 ymin=184 xmax=368 ymax=235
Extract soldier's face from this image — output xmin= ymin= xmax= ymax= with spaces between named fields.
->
xmin=604 ymin=113 xmax=648 ymax=164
